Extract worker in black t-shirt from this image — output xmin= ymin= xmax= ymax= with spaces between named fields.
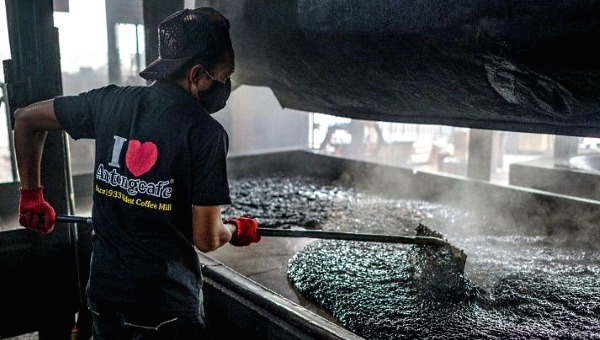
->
xmin=13 ymin=8 xmax=260 ymax=339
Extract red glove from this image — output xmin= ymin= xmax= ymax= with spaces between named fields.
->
xmin=18 ymin=186 xmax=56 ymax=233
xmin=226 ymin=217 xmax=261 ymax=246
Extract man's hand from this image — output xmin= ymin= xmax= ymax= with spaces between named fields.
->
xmin=18 ymin=186 xmax=56 ymax=233
xmin=226 ymin=217 xmax=261 ymax=246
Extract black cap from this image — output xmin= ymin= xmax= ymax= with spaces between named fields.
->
xmin=139 ymin=8 xmax=231 ymax=81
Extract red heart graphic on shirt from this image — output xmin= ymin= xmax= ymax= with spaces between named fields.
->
xmin=125 ymin=140 xmax=158 ymax=177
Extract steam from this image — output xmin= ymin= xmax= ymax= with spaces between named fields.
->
xmin=340 ymin=159 xmax=600 ymax=250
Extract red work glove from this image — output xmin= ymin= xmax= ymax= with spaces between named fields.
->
xmin=226 ymin=217 xmax=261 ymax=246
xmin=18 ymin=186 xmax=56 ymax=233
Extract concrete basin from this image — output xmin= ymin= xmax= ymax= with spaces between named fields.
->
xmin=569 ymin=153 xmax=600 ymax=172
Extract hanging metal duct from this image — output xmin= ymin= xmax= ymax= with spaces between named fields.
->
xmin=202 ymin=0 xmax=600 ymax=136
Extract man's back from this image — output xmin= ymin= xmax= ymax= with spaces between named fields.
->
xmin=55 ymin=81 xmax=230 ymax=314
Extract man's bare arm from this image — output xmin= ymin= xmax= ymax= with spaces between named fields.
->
xmin=192 ymin=205 xmax=236 ymax=252
xmin=13 ymin=99 xmax=63 ymax=188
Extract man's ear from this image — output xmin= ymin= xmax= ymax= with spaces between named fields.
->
xmin=189 ymin=64 xmax=204 ymax=83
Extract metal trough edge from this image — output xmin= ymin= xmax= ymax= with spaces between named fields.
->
xmin=199 ymin=253 xmax=364 ymax=340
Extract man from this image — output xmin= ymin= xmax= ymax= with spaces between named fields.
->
xmin=14 ymin=7 xmax=260 ymax=339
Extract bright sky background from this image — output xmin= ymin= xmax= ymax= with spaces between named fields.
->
xmin=53 ymin=0 xmax=108 ymax=73
xmin=0 ymin=2 xmax=12 ymax=81
xmin=1 ymin=0 xmax=109 ymax=148
xmin=1 ymin=0 xmax=125 ymax=148
xmin=0 ymin=0 xmax=149 ymax=79
xmin=1 ymin=0 xmax=201 ymax=79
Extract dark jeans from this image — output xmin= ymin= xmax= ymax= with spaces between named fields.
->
xmin=88 ymin=297 xmax=206 ymax=340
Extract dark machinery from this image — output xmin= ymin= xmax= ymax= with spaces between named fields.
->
xmin=212 ymin=0 xmax=600 ymax=136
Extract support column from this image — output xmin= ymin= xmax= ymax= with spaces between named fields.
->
xmin=467 ymin=129 xmax=493 ymax=181
xmin=553 ymin=135 xmax=579 ymax=159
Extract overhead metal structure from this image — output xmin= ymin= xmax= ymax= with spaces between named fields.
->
xmin=203 ymin=0 xmax=600 ymax=136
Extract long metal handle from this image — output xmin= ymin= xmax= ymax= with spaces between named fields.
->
xmin=57 ymin=215 xmax=93 ymax=225
xmin=257 ymin=228 xmax=449 ymax=246
xmin=56 ymin=215 xmax=449 ymax=246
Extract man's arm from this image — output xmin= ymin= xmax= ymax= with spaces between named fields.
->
xmin=13 ymin=99 xmax=63 ymax=188
xmin=13 ymin=99 xmax=63 ymax=233
xmin=192 ymin=205 xmax=236 ymax=252
xmin=192 ymin=205 xmax=260 ymax=252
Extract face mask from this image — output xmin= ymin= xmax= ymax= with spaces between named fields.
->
xmin=199 ymin=78 xmax=231 ymax=114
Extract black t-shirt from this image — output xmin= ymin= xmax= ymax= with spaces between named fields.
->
xmin=54 ymin=81 xmax=231 ymax=316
